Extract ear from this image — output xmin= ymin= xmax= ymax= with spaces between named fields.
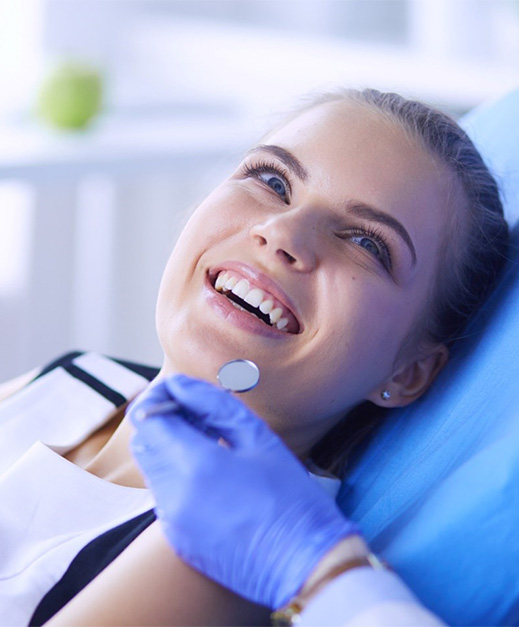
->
xmin=367 ymin=343 xmax=449 ymax=408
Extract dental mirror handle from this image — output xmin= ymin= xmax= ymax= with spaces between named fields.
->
xmin=134 ymin=359 xmax=259 ymax=421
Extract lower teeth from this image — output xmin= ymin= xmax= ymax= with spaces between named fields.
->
xmin=230 ymin=300 xmax=248 ymax=313
xmin=221 ymin=289 xmax=275 ymax=327
xmin=229 ymin=296 xmax=274 ymax=326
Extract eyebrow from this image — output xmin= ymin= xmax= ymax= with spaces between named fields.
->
xmin=348 ymin=201 xmax=417 ymax=266
xmin=247 ymin=144 xmax=416 ymax=265
xmin=247 ymin=145 xmax=309 ymax=181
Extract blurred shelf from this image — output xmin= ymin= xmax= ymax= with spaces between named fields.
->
xmin=2 ymin=17 xmax=518 ymax=181
xmin=0 ymin=109 xmax=256 ymax=180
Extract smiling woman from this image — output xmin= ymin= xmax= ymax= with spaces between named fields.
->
xmin=0 ymin=88 xmax=509 ymax=626
xmin=154 ymin=94 xmax=480 ymax=460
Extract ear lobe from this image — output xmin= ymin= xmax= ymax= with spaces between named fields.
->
xmin=369 ymin=343 xmax=449 ymax=408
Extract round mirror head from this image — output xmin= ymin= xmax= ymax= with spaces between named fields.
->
xmin=217 ymin=359 xmax=260 ymax=393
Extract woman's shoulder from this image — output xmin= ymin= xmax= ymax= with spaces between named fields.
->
xmin=0 ymin=350 xmax=160 ymax=404
xmin=0 ymin=351 xmax=89 ymax=403
xmin=0 ymin=368 xmax=41 ymax=402
xmin=0 ymin=351 xmax=88 ymax=402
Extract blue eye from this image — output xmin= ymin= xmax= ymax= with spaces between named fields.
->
xmin=339 ymin=228 xmax=393 ymax=273
xmin=260 ymin=173 xmax=287 ymax=197
xmin=241 ymin=160 xmax=291 ymax=203
xmin=351 ymin=235 xmax=382 ymax=258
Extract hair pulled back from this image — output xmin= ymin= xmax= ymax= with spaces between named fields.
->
xmin=307 ymin=88 xmax=509 ymax=473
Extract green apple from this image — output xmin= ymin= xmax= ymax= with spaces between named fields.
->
xmin=38 ymin=62 xmax=103 ymax=130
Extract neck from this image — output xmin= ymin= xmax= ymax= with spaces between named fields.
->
xmin=84 ymin=413 xmax=146 ymax=489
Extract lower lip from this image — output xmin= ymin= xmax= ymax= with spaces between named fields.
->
xmin=203 ymin=277 xmax=290 ymax=339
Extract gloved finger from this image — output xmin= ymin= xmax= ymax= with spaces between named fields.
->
xmin=131 ymin=411 xmax=225 ymax=480
xmin=164 ymin=375 xmax=281 ymax=451
xmin=127 ymin=379 xmax=177 ymax=425
xmin=129 ymin=385 xmax=224 ymax=442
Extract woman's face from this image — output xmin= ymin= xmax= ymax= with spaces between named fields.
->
xmin=156 ymin=101 xmax=452 ymax=455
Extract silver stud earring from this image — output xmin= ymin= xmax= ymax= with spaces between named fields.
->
xmin=381 ymin=389 xmax=391 ymax=401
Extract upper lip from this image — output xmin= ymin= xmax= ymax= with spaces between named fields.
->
xmin=208 ymin=261 xmax=303 ymax=332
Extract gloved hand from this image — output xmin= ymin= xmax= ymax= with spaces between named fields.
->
xmin=129 ymin=375 xmax=358 ymax=609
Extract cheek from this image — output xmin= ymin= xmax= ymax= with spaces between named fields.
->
xmin=174 ymin=195 xmax=230 ymax=256
xmin=308 ymin=284 xmax=417 ymax=394
xmin=155 ymin=185 xmax=255 ymax=337
xmin=160 ymin=187 xmax=243 ymax=282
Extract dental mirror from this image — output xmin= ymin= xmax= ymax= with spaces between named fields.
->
xmin=136 ymin=359 xmax=260 ymax=420
xmin=217 ymin=359 xmax=260 ymax=393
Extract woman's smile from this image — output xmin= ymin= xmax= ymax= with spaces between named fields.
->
xmin=155 ymin=99 xmax=452 ymax=454
xmin=206 ymin=262 xmax=302 ymax=335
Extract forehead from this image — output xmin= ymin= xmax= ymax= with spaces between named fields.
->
xmin=267 ymin=100 xmax=441 ymax=192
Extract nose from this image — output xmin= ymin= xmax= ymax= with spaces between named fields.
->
xmin=249 ymin=207 xmax=319 ymax=272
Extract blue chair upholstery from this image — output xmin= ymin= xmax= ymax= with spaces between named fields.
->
xmin=463 ymin=89 xmax=519 ymax=225
xmin=337 ymin=90 xmax=519 ymax=626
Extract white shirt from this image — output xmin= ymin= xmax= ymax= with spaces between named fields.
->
xmin=0 ymin=352 xmax=154 ymax=625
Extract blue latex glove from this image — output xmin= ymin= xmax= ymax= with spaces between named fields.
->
xmin=129 ymin=375 xmax=358 ymax=609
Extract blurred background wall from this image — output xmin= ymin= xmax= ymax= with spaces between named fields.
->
xmin=1 ymin=0 xmax=518 ymax=380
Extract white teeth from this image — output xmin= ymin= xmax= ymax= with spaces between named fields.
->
xmin=244 ymin=288 xmax=264 ymax=308
xmin=259 ymin=299 xmax=273 ymax=314
xmin=214 ymin=271 xmax=294 ymax=332
xmin=269 ymin=307 xmax=283 ymax=324
xmin=276 ymin=318 xmax=288 ymax=331
xmin=215 ymin=272 xmax=229 ymax=290
xmin=232 ymin=279 xmax=250 ymax=299
xmin=224 ymin=276 xmax=238 ymax=291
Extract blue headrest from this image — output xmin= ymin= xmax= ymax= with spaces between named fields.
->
xmin=463 ymin=90 xmax=519 ymax=225
xmin=337 ymin=90 xmax=519 ymax=626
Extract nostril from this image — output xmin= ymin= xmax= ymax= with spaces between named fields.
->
xmin=281 ymin=250 xmax=297 ymax=264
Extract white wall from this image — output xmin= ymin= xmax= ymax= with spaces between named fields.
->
xmin=1 ymin=0 xmax=518 ymax=380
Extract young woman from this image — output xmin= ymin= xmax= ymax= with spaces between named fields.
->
xmin=0 ymin=89 xmax=508 ymax=626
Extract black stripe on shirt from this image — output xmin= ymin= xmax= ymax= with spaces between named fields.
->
xmin=29 ymin=509 xmax=157 ymax=626
xmin=34 ymin=352 xmax=159 ymax=406
xmin=63 ymin=364 xmax=127 ymax=407
xmin=113 ymin=357 xmax=159 ymax=382
xmin=35 ymin=351 xmax=86 ymax=380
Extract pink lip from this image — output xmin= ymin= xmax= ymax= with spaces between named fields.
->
xmin=204 ymin=284 xmax=289 ymax=338
xmin=207 ymin=261 xmax=303 ymax=332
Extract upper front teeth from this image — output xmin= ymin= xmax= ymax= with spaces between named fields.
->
xmin=214 ymin=271 xmax=290 ymax=331
xmin=233 ymin=279 xmax=249 ymax=299
xmin=244 ymin=288 xmax=264 ymax=308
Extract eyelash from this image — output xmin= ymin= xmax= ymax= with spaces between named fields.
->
xmin=241 ymin=159 xmax=393 ymax=273
xmin=339 ymin=226 xmax=393 ymax=273
xmin=241 ymin=160 xmax=292 ymax=203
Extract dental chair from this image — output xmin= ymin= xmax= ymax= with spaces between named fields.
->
xmin=337 ymin=89 xmax=519 ymax=626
